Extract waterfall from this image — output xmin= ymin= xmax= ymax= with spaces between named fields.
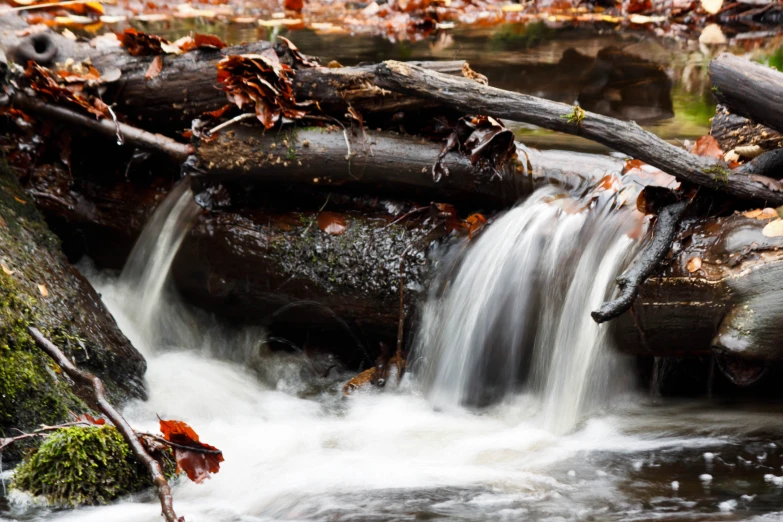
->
xmin=116 ymin=180 xmax=201 ymax=349
xmin=414 ymin=186 xmax=639 ymax=433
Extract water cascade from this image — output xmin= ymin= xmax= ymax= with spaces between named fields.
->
xmin=415 ymin=187 xmax=638 ymax=433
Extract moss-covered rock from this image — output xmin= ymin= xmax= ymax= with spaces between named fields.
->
xmin=11 ymin=426 xmax=151 ymax=506
xmin=0 ymin=161 xmax=147 ymax=459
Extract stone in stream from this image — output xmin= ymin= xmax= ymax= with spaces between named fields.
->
xmin=0 ymin=163 xmax=147 ymax=460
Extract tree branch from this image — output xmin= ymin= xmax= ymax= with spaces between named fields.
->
xmin=374 ymin=60 xmax=783 ymax=205
xmin=27 ymin=327 xmax=182 ymax=522
xmin=591 ymin=200 xmax=689 ymax=324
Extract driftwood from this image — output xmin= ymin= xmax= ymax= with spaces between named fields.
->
xmin=27 ymin=327 xmax=180 ymax=522
xmin=374 ymin=60 xmax=783 ymax=205
xmin=710 ymin=53 xmax=783 ymax=138
xmin=592 ymin=199 xmax=689 ymax=323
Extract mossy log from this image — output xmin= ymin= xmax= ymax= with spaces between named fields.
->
xmin=0 ymin=163 xmax=146 ymax=458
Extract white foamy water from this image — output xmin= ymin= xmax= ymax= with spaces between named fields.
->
xmin=415 ymin=187 xmax=637 ymax=433
xmin=6 ymin=185 xmax=783 ymax=522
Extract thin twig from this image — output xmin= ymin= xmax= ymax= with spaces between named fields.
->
xmin=300 ymin=194 xmax=330 ymax=237
xmin=381 ymin=206 xmax=429 ymax=230
xmin=139 ymin=433 xmax=223 ymax=455
xmin=27 ymin=327 xmax=181 ymax=522
xmin=12 ymin=94 xmax=193 ymax=162
xmin=0 ymin=421 xmax=92 ymax=452
xmin=208 ymin=113 xmax=256 ymax=136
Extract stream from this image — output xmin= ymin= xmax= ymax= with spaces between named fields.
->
xmin=4 ymin=22 xmax=783 ymax=522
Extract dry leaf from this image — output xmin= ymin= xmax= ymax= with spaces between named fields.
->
xmin=38 ymin=284 xmax=48 ymax=297
xmin=159 ymin=419 xmax=224 ymax=483
xmin=699 ymin=24 xmax=726 ymax=45
xmin=744 ymin=209 xmax=763 ymax=218
xmin=762 ymin=218 xmax=783 ymax=238
xmin=144 ymin=56 xmax=163 ymax=80
xmin=1 ymin=262 xmax=14 ymax=275
xmin=692 ymin=135 xmax=723 ymax=159
xmin=686 ymin=257 xmax=702 ymax=273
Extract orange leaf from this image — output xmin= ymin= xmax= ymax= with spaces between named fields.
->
xmin=692 ymin=135 xmax=723 ymax=159
xmin=193 ymin=33 xmax=227 ymax=50
xmin=465 ymin=213 xmax=487 ymax=239
xmin=144 ymin=56 xmax=163 ymax=80
xmin=317 ymin=211 xmax=347 ymax=235
xmin=38 ymin=283 xmax=48 ymax=297
xmin=284 ymin=0 xmax=305 ymax=11
xmin=159 ymin=418 xmax=224 ymax=484
xmin=622 ymin=158 xmax=645 ymax=174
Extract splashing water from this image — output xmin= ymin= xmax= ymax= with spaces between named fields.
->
xmin=415 ymin=187 xmax=638 ymax=433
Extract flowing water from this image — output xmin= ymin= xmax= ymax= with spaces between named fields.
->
xmin=4 ymin=184 xmax=783 ymax=521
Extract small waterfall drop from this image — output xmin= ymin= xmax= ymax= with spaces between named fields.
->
xmin=116 ymin=180 xmax=201 ymax=349
xmin=415 ymin=186 xmax=639 ymax=433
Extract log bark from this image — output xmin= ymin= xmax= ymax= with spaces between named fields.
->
xmin=374 ymin=60 xmax=783 ymax=205
xmin=709 ymin=53 xmax=783 ymax=137
xmin=195 ymin=126 xmax=614 ymax=207
xmin=27 ymin=327 xmax=180 ymax=522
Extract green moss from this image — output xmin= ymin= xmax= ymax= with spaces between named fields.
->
xmin=561 ymin=105 xmax=586 ymax=126
xmin=0 ymin=272 xmax=82 ymax=435
xmin=703 ymin=164 xmax=730 ymax=184
xmin=11 ymin=426 xmax=153 ymax=506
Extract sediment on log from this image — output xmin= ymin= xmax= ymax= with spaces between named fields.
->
xmin=709 ymin=53 xmax=783 ymax=138
xmin=374 ymin=60 xmax=783 ymax=205
xmin=710 ymin=105 xmax=783 ymax=155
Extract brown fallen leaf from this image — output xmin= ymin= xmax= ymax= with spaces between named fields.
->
xmin=686 ymin=257 xmax=702 ymax=273
xmin=744 ymin=209 xmax=763 ymax=218
xmin=75 ymin=413 xmax=106 ymax=425
xmin=38 ymin=284 xmax=48 ymax=297
xmin=692 ymin=135 xmax=723 ymax=159
xmin=1 ymin=262 xmax=14 ymax=275
xmin=159 ymin=418 xmax=224 ymax=483
xmin=144 ymin=56 xmax=163 ymax=80
xmin=762 ymin=218 xmax=783 ymax=238
xmin=317 ymin=211 xmax=347 ymax=235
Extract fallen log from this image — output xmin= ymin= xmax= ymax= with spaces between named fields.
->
xmin=195 ymin=126 xmax=618 ymax=207
xmin=374 ymin=60 xmax=783 ymax=205
xmin=709 ymin=53 xmax=783 ymax=138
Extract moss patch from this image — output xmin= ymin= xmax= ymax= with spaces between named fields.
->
xmin=11 ymin=426 xmax=152 ymax=506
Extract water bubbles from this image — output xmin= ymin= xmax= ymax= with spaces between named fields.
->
xmin=741 ymin=494 xmax=756 ymax=501
xmin=699 ymin=474 xmax=712 ymax=484
xmin=671 ymin=481 xmax=679 ymax=491
xmin=718 ymin=499 xmax=737 ymax=512
xmin=764 ymin=474 xmax=783 ymax=486
xmin=567 ymin=470 xmax=576 ymax=478
xmin=632 ymin=460 xmax=644 ymax=471
xmin=703 ymin=452 xmax=714 ymax=461
xmin=758 ymin=452 xmax=768 ymax=462
xmin=595 ymin=470 xmax=607 ymax=477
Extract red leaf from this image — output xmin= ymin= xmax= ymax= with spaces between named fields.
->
xmin=144 ymin=56 xmax=163 ymax=80
xmin=465 ymin=213 xmax=487 ymax=239
xmin=692 ymin=135 xmax=723 ymax=159
xmin=284 ymin=0 xmax=304 ymax=11
xmin=317 ymin=212 xmax=347 ymax=235
xmin=159 ymin=419 xmax=224 ymax=484
xmin=76 ymin=413 xmax=106 ymax=425
xmin=193 ymin=33 xmax=227 ymax=50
